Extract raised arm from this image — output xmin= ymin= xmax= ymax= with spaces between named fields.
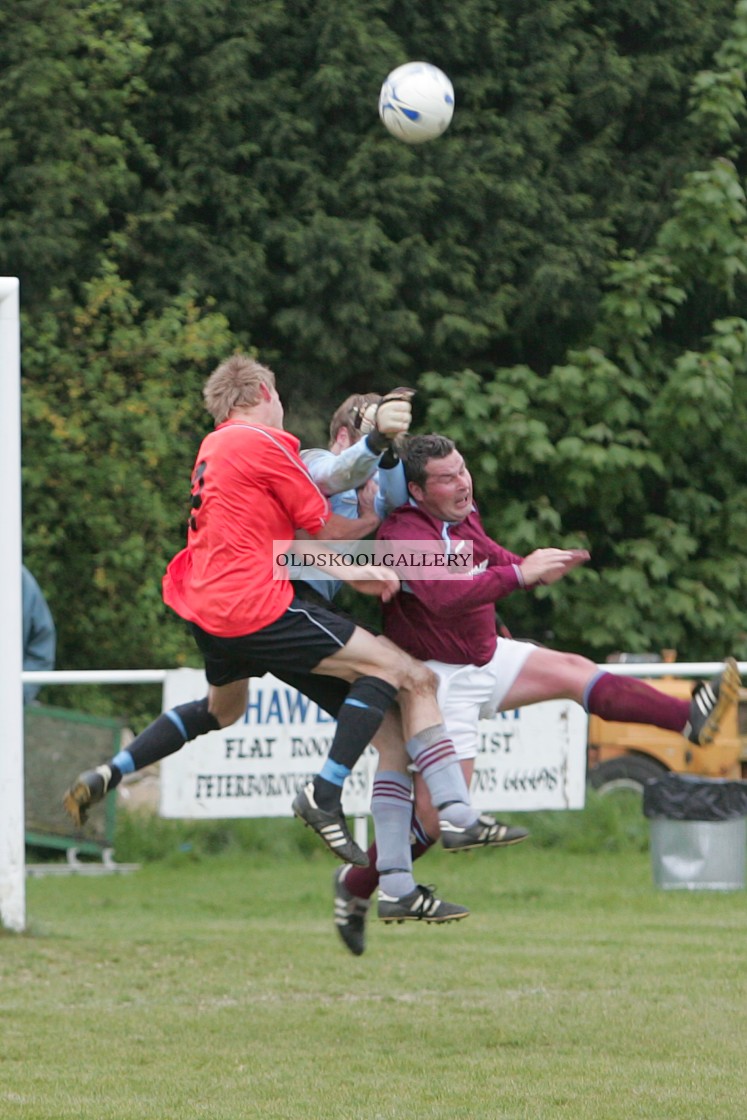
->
xmin=301 ymin=442 xmax=381 ymax=497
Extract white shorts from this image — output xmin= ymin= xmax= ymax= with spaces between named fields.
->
xmin=428 ymin=638 xmax=535 ymax=762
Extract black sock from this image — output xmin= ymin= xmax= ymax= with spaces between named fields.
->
xmin=125 ymin=699 xmax=220 ymax=771
xmin=313 ymin=676 xmax=397 ymax=809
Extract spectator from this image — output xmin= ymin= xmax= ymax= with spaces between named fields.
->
xmin=22 ymin=565 xmax=56 ymax=705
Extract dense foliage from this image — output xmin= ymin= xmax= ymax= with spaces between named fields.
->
xmin=2 ymin=0 xmax=746 ymax=716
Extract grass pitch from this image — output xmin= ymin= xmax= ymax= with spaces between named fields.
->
xmin=3 ymin=809 xmax=747 ymax=1120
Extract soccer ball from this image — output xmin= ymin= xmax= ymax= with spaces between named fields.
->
xmin=379 ymin=61 xmax=455 ymax=144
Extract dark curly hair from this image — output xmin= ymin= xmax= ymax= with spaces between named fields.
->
xmin=402 ymin=434 xmax=456 ymax=489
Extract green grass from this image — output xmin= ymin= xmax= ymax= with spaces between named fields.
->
xmin=109 ymin=789 xmax=651 ymax=866
xmin=3 ymin=802 xmax=747 ymax=1120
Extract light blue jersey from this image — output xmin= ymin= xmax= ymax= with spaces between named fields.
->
xmin=299 ymin=442 xmax=408 ymax=601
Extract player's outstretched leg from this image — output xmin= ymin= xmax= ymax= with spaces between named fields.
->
xmin=685 ymin=657 xmax=741 ymax=746
xmin=62 ymin=697 xmax=224 ymax=827
xmin=378 ymin=884 xmax=470 ymax=924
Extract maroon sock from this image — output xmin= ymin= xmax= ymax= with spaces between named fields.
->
xmin=586 ymin=671 xmax=689 ymax=733
xmin=345 ymin=827 xmax=437 ymax=901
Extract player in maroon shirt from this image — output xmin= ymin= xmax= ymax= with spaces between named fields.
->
xmin=334 ymin=433 xmax=741 ymax=952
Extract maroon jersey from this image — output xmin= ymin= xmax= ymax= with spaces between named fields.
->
xmin=378 ymin=503 xmax=524 ymax=666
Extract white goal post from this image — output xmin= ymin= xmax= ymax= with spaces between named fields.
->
xmin=0 ymin=277 xmax=26 ymax=932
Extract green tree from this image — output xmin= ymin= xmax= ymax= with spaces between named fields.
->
xmin=22 ymin=265 xmax=237 ymax=717
xmin=3 ymin=1 xmax=735 ymax=413
xmin=420 ymin=2 xmax=747 ymax=661
xmin=108 ymin=0 xmax=734 ymax=412
xmin=0 ymin=0 xmax=152 ymax=307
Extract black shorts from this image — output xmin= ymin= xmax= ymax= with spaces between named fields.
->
xmin=189 ymin=593 xmax=357 ymax=710
xmin=295 ymin=580 xmax=381 ymax=637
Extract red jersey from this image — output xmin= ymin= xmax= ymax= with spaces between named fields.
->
xmin=163 ymin=421 xmax=330 ymax=637
xmin=378 ymin=503 xmax=524 ymax=666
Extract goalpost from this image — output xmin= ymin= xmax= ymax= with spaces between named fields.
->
xmin=0 ymin=277 xmax=26 ymax=932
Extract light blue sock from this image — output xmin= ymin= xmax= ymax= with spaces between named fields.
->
xmin=111 ymin=750 xmax=135 ymax=775
xmin=319 ymin=758 xmax=351 ymax=786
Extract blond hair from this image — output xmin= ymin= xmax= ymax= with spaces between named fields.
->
xmin=328 ymin=392 xmax=382 ymax=447
xmin=203 ymin=354 xmax=276 ymax=424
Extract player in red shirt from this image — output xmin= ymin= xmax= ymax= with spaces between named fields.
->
xmin=62 ymin=355 xmax=394 ymax=862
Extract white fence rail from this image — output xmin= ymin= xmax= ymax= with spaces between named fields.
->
xmin=21 ymin=661 xmax=746 ymax=686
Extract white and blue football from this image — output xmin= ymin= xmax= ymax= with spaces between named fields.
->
xmin=379 ymin=61 xmax=455 ymax=144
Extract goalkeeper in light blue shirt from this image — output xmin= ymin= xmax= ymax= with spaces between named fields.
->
xmin=298 ymin=391 xmax=409 ymax=602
